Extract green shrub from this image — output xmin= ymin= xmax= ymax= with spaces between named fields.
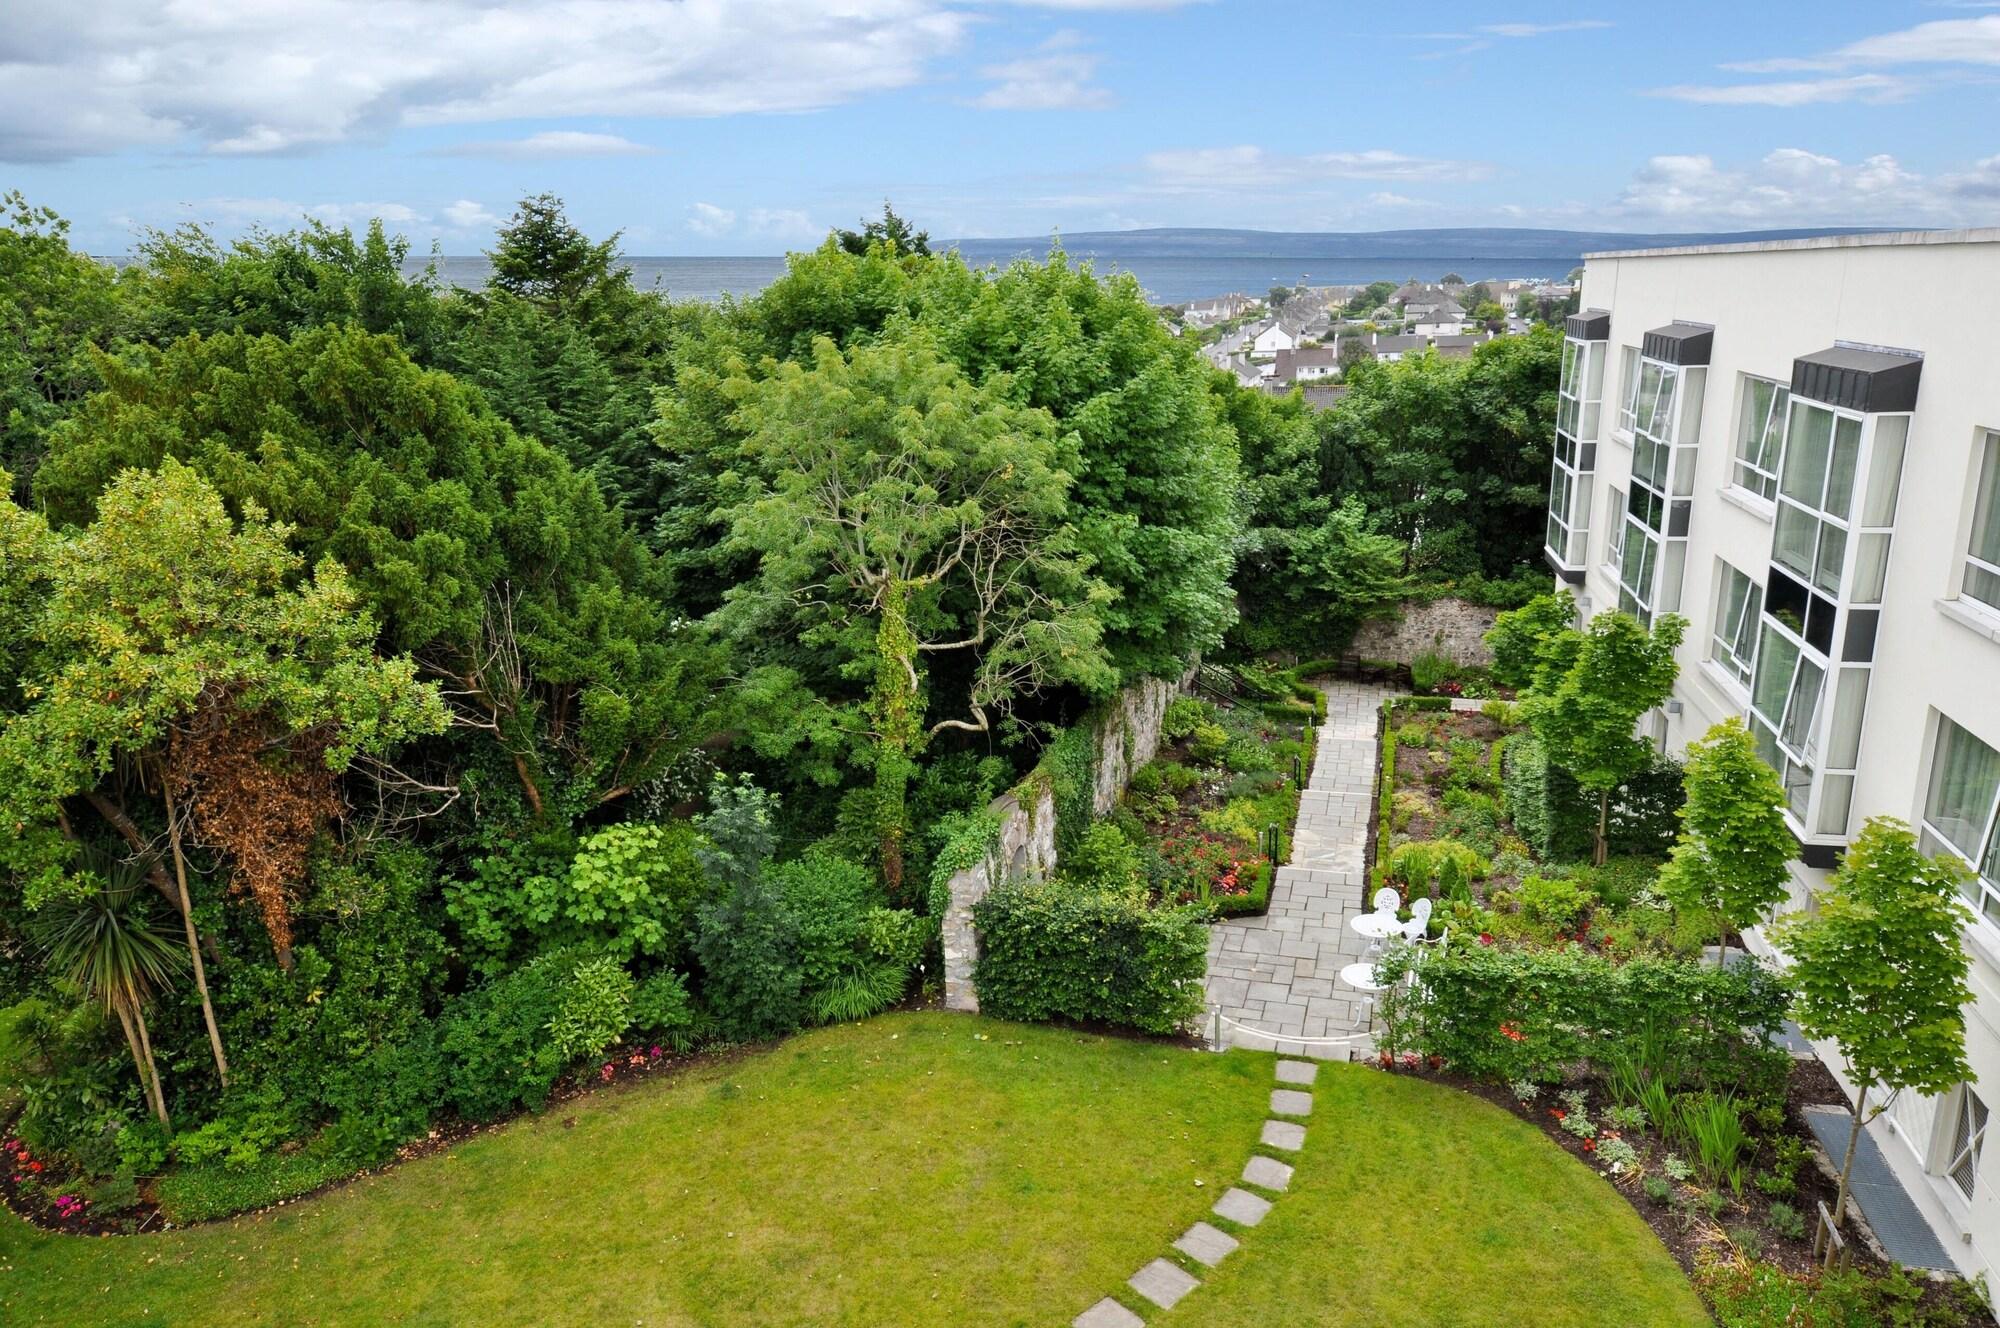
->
xmin=1697 ymin=1258 xmax=1992 ymax=1328
xmin=156 ymin=1136 xmax=354 ymax=1224
xmin=1376 ymin=946 xmax=1790 ymax=1096
xmin=695 ymin=870 xmax=804 ymax=1042
xmin=439 ymin=949 xmax=629 ymax=1121
xmin=1766 ymin=1201 xmax=1806 ymax=1241
xmin=1128 ymin=761 xmax=1165 ymax=795
xmin=1162 ymin=696 xmax=1215 ymax=741
xmin=766 ymin=851 xmax=925 ymax=1027
xmin=630 ymin=970 xmax=700 ymax=1048
xmin=1058 ymin=823 xmax=1146 ymax=894
xmin=1223 ymin=736 xmax=1276 ymax=774
xmin=972 ymin=881 xmax=1208 ymax=1036
xmin=1160 ymin=762 xmax=1202 ymax=795
xmin=1410 ymin=650 xmax=1457 ymax=694
xmin=1514 ymin=875 xmax=1596 ymax=933
xmin=1212 ymin=860 xmax=1273 ymax=918
xmin=1039 ymin=723 xmax=1098 ymax=857
xmin=1186 ymin=722 xmax=1230 ymax=766
xmin=1642 ymin=1174 xmax=1673 ymax=1205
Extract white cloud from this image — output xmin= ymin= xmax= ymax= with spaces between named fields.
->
xmin=1412 ymin=19 xmax=1610 ymax=58
xmin=975 ymin=45 xmax=1113 ymax=110
xmin=1647 ymin=74 xmax=1912 ymax=106
xmin=1611 ymin=149 xmax=1946 ymax=225
xmin=0 ymin=0 xmax=969 ymax=162
xmin=747 ymin=208 xmax=821 ymax=241
xmin=1366 ymin=192 xmax=1424 ymax=207
xmin=1141 ymin=145 xmax=1490 ymax=191
xmin=444 ymin=131 xmax=657 ymax=158
xmin=1726 ymin=15 xmax=2000 ymax=74
xmin=1477 ymin=20 xmax=1611 ymax=37
xmin=685 ymin=203 xmax=738 ymax=237
xmin=990 ymin=1 xmax=1207 ymax=8
xmin=444 ymin=200 xmax=503 ymax=230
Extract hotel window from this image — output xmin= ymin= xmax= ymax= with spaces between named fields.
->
xmin=1545 ymin=319 xmax=1608 ymax=574
xmin=1965 ymin=431 xmax=2000 ymax=613
xmin=1773 ymin=401 xmax=1863 ymax=598
xmin=1920 ymin=714 xmax=2000 ymax=926
xmin=1614 ymin=329 xmax=1707 ymax=625
xmin=1732 ymin=375 xmax=1788 ymax=502
xmin=1947 ymin=1088 xmax=1990 ymax=1201
xmin=1603 ymin=486 xmax=1625 ymax=572
xmin=1615 ymin=346 xmax=1640 ymax=433
xmin=1711 ymin=562 xmax=1762 ymax=686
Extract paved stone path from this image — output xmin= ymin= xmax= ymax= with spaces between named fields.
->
xmin=1203 ymin=680 xmax=1397 ymax=1057
xmin=1071 ymin=1059 xmax=1319 ymax=1327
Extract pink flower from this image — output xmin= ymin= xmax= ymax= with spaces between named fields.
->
xmin=649 ymin=1046 xmax=663 ymax=1059
xmin=599 ymin=1063 xmax=615 ymax=1083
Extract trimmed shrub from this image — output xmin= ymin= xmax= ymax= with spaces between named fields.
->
xmin=439 ymin=949 xmax=632 ymax=1121
xmin=1377 ymin=945 xmax=1790 ymax=1100
xmin=972 ymin=881 xmax=1208 ymax=1035
xmin=1502 ymin=733 xmax=1684 ymax=860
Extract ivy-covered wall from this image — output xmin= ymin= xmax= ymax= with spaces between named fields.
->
xmin=941 ymin=674 xmax=1182 ymax=1012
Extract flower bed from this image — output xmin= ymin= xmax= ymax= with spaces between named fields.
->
xmin=1109 ymin=691 xmax=1312 ymax=920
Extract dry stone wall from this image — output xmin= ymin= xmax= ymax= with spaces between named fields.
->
xmin=1349 ymin=597 xmax=1498 ymax=667
xmin=942 ymin=674 xmax=1182 ymax=1013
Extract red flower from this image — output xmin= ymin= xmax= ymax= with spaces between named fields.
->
xmin=1499 ymin=1021 xmax=1524 ymax=1042
xmin=27 ymin=1161 xmax=41 ymax=1172
xmin=1550 ymin=1108 xmax=1566 ymax=1120
xmin=1582 ymin=1139 xmax=1596 ymax=1152
xmin=1478 ymin=932 xmax=1495 ymax=946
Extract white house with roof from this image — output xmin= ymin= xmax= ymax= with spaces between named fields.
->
xmin=1250 ymin=321 xmax=1297 ymax=359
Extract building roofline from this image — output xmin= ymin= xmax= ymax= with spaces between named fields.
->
xmin=1584 ymin=227 xmax=2000 ymax=261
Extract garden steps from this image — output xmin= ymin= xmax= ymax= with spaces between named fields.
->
xmin=1204 ymin=680 xmax=1399 ymax=1057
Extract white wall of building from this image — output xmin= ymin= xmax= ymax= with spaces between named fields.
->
xmin=1569 ymin=229 xmax=2000 ymax=1279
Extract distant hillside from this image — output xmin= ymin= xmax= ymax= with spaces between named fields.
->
xmin=950 ymin=226 xmax=1885 ymax=265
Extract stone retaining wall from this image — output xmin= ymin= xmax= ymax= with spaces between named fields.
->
xmin=1349 ymin=596 xmax=1499 ymax=667
xmin=942 ymin=675 xmax=1181 ymax=1013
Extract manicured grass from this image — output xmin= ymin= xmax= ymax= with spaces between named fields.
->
xmin=2 ymin=1013 xmax=1268 ymax=1327
xmin=0 ymin=1015 xmax=1705 ymax=1327
xmin=1168 ymin=1065 xmax=1710 ymax=1328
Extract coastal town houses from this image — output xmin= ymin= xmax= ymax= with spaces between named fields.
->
xmin=1250 ymin=320 xmax=1297 ymax=359
xmin=1182 ymin=291 xmax=1254 ymax=328
xmin=1544 ymin=227 xmax=2000 ymax=1286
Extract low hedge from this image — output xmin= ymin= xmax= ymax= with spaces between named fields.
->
xmin=973 ymin=882 xmax=1208 ymax=1036
xmin=1212 ymin=860 xmax=1273 ymax=918
xmin=1376 ymin=943 xmax=1790 ymax=1099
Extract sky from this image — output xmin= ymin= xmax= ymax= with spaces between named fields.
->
xmin=7 ymin=0 xmax=2000 ymax=255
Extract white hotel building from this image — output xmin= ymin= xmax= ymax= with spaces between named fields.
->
xmin=1544 ymin=229 xmax=2000 ymax=1279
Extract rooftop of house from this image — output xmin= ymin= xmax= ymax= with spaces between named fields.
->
xmin=1372 ymin=333 xmax=1429 ymax=352
xmin=1584 ymin=226 xmax=2000 ymax=261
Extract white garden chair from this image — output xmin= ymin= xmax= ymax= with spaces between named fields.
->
xmin=1371 ymin=886 xmax=1401 ymax=917
xmin=1402 ymin=896 xmax=1433 ymax=941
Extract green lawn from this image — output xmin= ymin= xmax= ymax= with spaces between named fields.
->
xmin=1168 ymin=1065 xmax=1711 ymax=1328
xmin=0 ymin=1013 xmax=1705 ymax=1327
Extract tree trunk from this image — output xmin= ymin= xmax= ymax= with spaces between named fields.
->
xmin=164 ymin=782 xmax=230 ymax=1086
xmin=1833 ymin=1076 xmax=1870 ymax=1230
xmin=116 ymin=1003 xmax=169 ymax=1127
xmin=872 ymin=581 xmax=921 ymax=903
xmin=1594 ymin=790 xmax=1610 ymax=866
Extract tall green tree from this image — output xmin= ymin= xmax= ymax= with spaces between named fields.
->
xmin=834 ymin=203 xmax=931 ymax=258
xmin=0 ymin=460 xmax=445 ymax=1093
xmin=1525 ymin=610 xmax=1685 ymax=864
xmin=721 ymin=334 xmax=1113 ymax=892
xmin=34 ymin=324 xmax=720 ymax=819
xmin=0 ymin=194 xmax=133 ymax=492
xmin=1657 ymin=718 xmax=1796 ymax=962
xmin=1773 ymin=818 xmax=1974 ymax=1230
xmin=1483 ymin=590 xmax=1575 ymax=690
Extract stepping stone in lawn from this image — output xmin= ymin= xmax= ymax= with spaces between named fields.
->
xmin=1213 ymin=1186 xmax=1274 ymax=1227
xmin=1073 ymin=1297 xmax=1145 ymax=1328
xmin=1242 ymin=1154 xmax=1294 ymax=1191
xmin=1270 ymin=1088 xmax=1313 ymax=1116
xmin=1261 ymin=1119 xmax=1306 ymax=1151
xmin=1275 ymin=1059 xmax=1318 ymax=1086
xmin=1174 ymin=1221 xmax=1240 ymax=1268
xmin=1129 ymin=1258 xmax=1200 ymax=1310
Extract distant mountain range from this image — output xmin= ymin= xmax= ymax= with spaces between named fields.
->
xmin=949 ymin=226 xmax=1887 ymax=264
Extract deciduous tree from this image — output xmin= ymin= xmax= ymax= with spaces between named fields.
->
xmin=1773 ymin=818 xmax=1973 ymax=1229
xmin=1657 ymin=718 xmax=1796 ymax=962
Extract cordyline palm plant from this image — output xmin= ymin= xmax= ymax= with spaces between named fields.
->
xmin=35 ymin=852 xmax=187 ymax=1127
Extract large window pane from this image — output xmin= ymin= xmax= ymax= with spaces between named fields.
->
xmin=1825 ymin=417 xmax=1862 ymax=520
xmin=1752 ymin=627 xmax=1800 ymax=726
xmin=1712 ymin=563 xmax=1761 ymax=685
xmin=1773 ymin=504 xmax=1819 ymax=583
xmin=1926 ymin=717 xmax=2000 ymax=864
xmin=1781 ymin=656 xmax=1825 ymax=755
xmin=1782 ymin=401 xmax=1833 ymax=507
xmin=1968 ymin=433 xmax=2000 ymax=611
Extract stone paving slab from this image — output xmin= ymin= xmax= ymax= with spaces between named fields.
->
xmin=1261 ymin=1119 xmax=1306 ymax=1151
xmin=1173 ymin=1220 xmax=1240 ymax=1268
xmin=1129 ymin=1257 xmax=1200 ymax=1309
xmin=1270 ymin=1088 xmax=1313 ymax=1116
xmin=1275 ymin=1059 xmax=1318 ymax=1085
xmin=1205 ymin=681 xmax=1397 ymax=1055
xmin=1242 ymin=1154 xmax=1294 ymax=1191
xmin=1213 ymin=1186 xmax=1274 ymax=1227
xmin=1074 ymin=1298 xmax=1146 ymax=1328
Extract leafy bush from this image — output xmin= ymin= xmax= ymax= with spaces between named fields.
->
xmin=1128 ymin=761 xmax=1165 ymax=796
xmin=446 ymin=821 xmax=706 ymax=974
xmin=1377 ymin=945 xmax=1790 ymax=1098
xmin=694 ymin=870 xmax=804 ymax=1042
xmin=1501 ymin=734 xmax=1684 ymax=861
xmin=1387 ymin=840 xmax=1489 ymax=901
xmin=1186 ymin=722 xmax=1230 ymax=767
xmin=972 ymin=881 xmax=1208 ymax=1036
xmin=1766 ymin=1201 xmax=1806 ymax=1241
xmin=440 ymin=949 xmax=629 ymax=1121
xmin=156 ymin=1135 xmax=356 ymax=1224
xmin=1057 ymin=822 xmax=1146 ymax=895
xmin=1410 ymin=650 xmax=1457 ymax=694
xmin=768 ymin=850 xmax=923 ymax=1024
xmin=1697 ymin=1257 xmax=1991 ymax=1328
xmin=630 ymin=970 xmax=701 ymax=1049
xmin=1223 ymin=736 xmax=1276 ymax=774
xmin=1162 ymin=696 xmax=1215 ymax=741
xmin=1513 ymin=875 xmax=1596 ymax=933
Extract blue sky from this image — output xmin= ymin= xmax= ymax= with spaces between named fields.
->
xmin=7 ymin=1 xmax=2000 ymax=255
